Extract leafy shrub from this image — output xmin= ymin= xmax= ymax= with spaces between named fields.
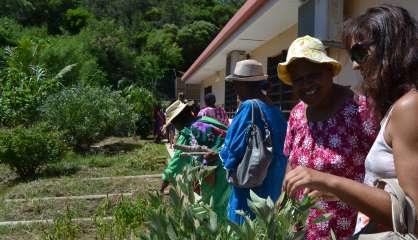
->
xmin=140 ymin=166 xmax=329 ymax=239
xmin=42 ymin=208 xmax=80 ymax=240
xmin=144 ymin=7 xmax=162 ymax=22
xmin=122 ymin=86 xmax=156 ymax=138
xmin=63 ymin=8 xmax=91 ymax=34
xmin=92 ymin=195 xmax=148 ymax=240
xmin=40 ymin=85 xmax=136 ymax=151
xmin=80 ymin=19 xmax=140 ymax=88
xmin=0 ymin=125 xmax=66 ymax=180
xmin=38 ymin=35 xmax=107 ymax=86
xmin=0 ymin=17 xmax=22 ymax=46
xmin=0 ymin=38 xmax=70 ymax=127
xmin=176 ymin=20 xmax=218 ymax=68
xmin=0 ymin=17 xmax=49 ymax=49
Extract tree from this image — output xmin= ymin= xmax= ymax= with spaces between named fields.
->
xmin=81 ymin=0 xmax=153 ymax=27
xmin=0 ymin=0 xmax=79 ymax=34
xmin=210 ymin=3 xmax=236 ymax=27
xmin=0 ymin=17 xmax=23 ymax=47
xmin=63 ymin=8 xmax=91 ymax=34
xmin=177 ymin=20 xmax=219 ymax=69
xmin=81 ymin=19 xmax=139 ymax=88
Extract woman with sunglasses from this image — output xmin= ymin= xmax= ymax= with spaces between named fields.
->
xmin=278 ymin=35 xmax=378 ymax=239
xmin=284 ymin=4 xmax=418 ymax=237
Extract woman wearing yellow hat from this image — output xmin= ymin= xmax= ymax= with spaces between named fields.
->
xmin=278 ymin=35 xmax=378 ymax=239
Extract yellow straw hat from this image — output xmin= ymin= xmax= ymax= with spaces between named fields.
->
xmin=277 ymin=35 xmax=342 ymax=85
xmin=163 ymin=100 xmax=194 ymax=129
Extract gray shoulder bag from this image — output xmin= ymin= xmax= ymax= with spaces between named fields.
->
xmin=228 ymin=100 xmax=273 ymax=188
xmin=359 ymin=179 xmax=417 ymax=240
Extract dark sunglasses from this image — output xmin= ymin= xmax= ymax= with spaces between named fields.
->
xmin=350 ymin=42 xmax=370 ymax=64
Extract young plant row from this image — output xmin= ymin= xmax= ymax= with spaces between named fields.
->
xmin=43 ymin=166 xmax=335 ymax=240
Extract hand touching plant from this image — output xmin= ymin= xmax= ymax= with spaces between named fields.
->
xmin=283 ymin=166 xmax=335 ymax=198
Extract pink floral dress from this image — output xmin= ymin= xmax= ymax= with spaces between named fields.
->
xmin=284 ymin=95 xmax=378 ymax=240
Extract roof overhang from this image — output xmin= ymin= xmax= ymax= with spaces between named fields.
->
xmin=182 ymin=0 xmax=303 ymax=84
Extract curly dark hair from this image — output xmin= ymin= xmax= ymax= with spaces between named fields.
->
xmin=343 ymin=4 xmax=418 ymax=120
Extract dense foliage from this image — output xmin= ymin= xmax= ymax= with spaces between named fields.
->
xmin=0 ymin=38 xmax=77 ymax=127
xmin=40 ymin=85 xmax=136 ymax=151
xmin=0 ymin=125 xmax=66 ymax=179
xmin=0 ymin=0 xmax=244 ymax=178
xmin=0 ymin=1 xmax=244 ymax=148
xmin=0 ymin=0 xmax=244 ymax=98
xmin=122 ymin=86 xmax=157 ymax=138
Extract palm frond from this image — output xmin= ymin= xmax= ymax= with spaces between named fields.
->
xmin=30 ymin=65 xmax=46 ymax=82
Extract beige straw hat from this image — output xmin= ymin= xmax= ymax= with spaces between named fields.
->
xmin=277 ymin=35 xmax=342 ymax=85
xmin=225 ymin=59 xmax=268 ymax=82
xmin=163 ymin=100 xmax=194 ymax=129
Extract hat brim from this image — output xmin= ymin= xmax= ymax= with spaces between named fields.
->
xmin=162 ymin=100 xmax=194 ymax=129
xmin=225 ymin=74 xmax=268 ymax=82
xmin=278 ymin=56 xmax=342 ymax=85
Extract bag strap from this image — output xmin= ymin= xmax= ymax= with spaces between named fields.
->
xmin=253 ymin=99 xmax=269 ymax=130
xmin=380 ymin=179 xmax=417 ymax=234
xmin=250 ymin=99 xmax=255 ymax=124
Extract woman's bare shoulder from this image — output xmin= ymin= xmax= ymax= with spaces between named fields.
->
xmin=393 ymin=90 xmax=418 ymax=113
xmin=391 ymin=90 xmax=418 ymax=133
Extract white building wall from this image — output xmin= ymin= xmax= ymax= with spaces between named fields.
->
xmin=200 ymin=70 xmax=226 ymax=107
xmin=250 ymin=25 xmax=298 ymax=74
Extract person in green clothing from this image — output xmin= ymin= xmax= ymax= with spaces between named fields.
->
xmin=160 ymin=99 xmax=230 ymax=220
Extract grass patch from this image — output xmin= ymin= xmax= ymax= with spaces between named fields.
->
xmin=0 ymin=198 xmax=103 ymax=222
xmin=0 ymin=138 xmax=168 ymax=239
xmin=45 ymin=139 xmax=168 ymax=178
xmin=0 ymin=139 xmax=168 ymax=185
xmin=1 ymin=175 xmax=160 ymax=200
xmin=0 ymin=222 xmax=98 ymax=240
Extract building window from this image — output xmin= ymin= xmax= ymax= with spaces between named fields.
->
xmin=267 ymin=50 xmax=297 ymax=119
xmin=224 ymin=81 xmax=237 ymax=118
xmin=204 ymin=86 xmax=212 ymax=96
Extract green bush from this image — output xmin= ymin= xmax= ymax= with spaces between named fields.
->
xmin=140 ymin=166 xmax=330 ymax=239
xmin=42 ymin=208 xmax=80 ymax=240
xmin=40 ymin=85 xmax=136 ymax=151
xmin=63 ymin=8 xmax=91 ymax=34
xmin=0 ymin=125 xmax=66 ymax=180
xmin=0 ymin=39 xmax=67 ymax=127
xmin=0 ymin=17 xmax=22 ymax=46
xmin=123 ymin=86 xmax=156 ymax=138
xmin=38 ymin=35 xmax=107 ymax=86
xmin=80 ymin=19 xmax=140 ymax=88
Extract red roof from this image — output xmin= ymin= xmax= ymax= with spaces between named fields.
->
xmin=181 ymin=0 xmax=268 ymax=82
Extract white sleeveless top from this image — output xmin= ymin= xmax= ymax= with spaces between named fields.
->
xmin=363 ymin=108 xmax=396 ymax=187
xmin=355 ymin=108 xmax=397 ymax=233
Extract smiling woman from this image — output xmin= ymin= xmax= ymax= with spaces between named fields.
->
xmin=277 ymin=36 xmax=379 ymax=239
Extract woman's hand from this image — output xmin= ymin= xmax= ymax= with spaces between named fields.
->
xmin=283 ymin=166 xmax=331 ymax=197
xmin=303 ymin=188 xmax=339 ymax=201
